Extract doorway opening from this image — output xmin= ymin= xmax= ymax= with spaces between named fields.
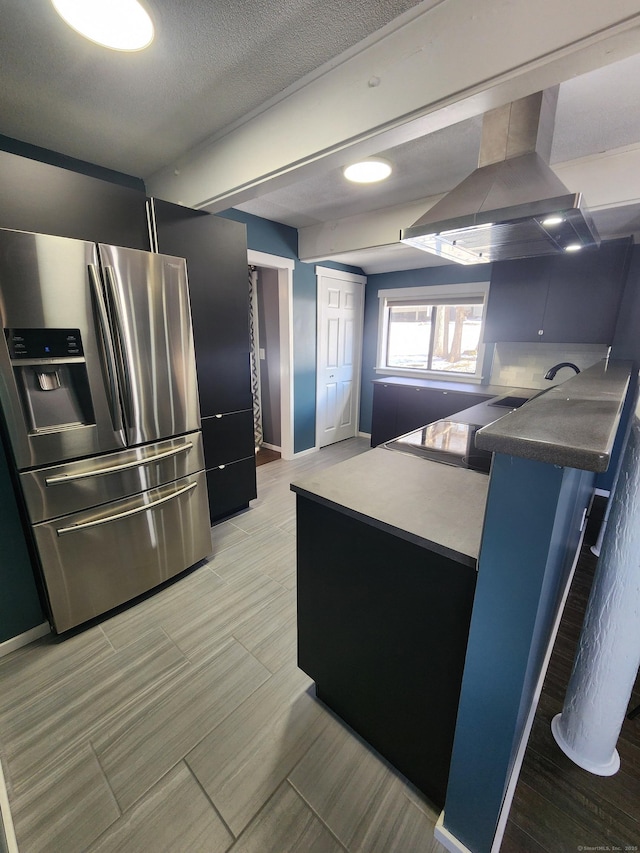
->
xmin=247 ymin=250 xmax=294 ymax=461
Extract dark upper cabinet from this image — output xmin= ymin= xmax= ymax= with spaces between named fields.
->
xmin=151 ymin=199 xmax=252 ymax=416
xmin=0 ymin=150 xmax=149 ymax=250
xmin=541 ymin=240 xmax=631 ymax=343
xmin=483 ymin=257 xmax=552 ymax=342
xmin=483 ymin=239 xmax=631 ymax=344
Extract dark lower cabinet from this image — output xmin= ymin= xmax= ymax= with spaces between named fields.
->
xmin=151 ymin=198 xmax=256 ymax=521
xmin=296 ymin=496 xmax=477 ymax=809
xmin=371 ymin=381 xmax=492 ymax=446
xmin=207 ymin=457 xmax=257 ymax=521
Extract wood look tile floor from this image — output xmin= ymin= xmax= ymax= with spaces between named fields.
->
xmin=3 ymin=440 xmax=638 ymax=852
xmin=0 ymin=437 xmax=447 ymax=853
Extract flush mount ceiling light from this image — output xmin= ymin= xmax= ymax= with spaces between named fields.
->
xmin=51 ymin=0 xmax=154 ymax=51
xmin=343 ymin=158 xmax=392 ymax=184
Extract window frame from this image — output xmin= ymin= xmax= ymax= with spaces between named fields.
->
xmin=376 ymin=281 xmax=490 ymax=382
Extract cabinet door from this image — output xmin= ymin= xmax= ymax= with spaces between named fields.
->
xmin=541 ymin=239 xmax=631 ymax=344
xmin=152 ymin=199 xmax=253 ymax=416
xmin=395 ymin=387 xmax=480 ymax=435
xmin=371 ymin=384 xmax=401 ymax=446
xmin=483 ymin=257 xmax=552 ymax=342
xmin=0 ymin=150 xmax=149 ymax=250
xmin=206 ymin=457 xmax=257 ymax=521
xmin=201 ymin=410 xmax=255 ymax=468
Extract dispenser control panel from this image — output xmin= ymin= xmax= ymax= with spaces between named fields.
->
xmin=5 ymin=329 xmax=84 ymax=360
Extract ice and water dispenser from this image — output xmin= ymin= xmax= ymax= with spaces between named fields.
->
xmin=5 ymin=328 xmax=95 ymax=433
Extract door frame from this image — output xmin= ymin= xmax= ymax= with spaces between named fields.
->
xmin=247 ymin=250 xmax=295 ymax=460
xmin=315 ymin=265 xmax=366 ymax=449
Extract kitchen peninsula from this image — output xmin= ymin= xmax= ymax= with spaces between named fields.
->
xmin=291 ymin=358 xmax=633 ymax=852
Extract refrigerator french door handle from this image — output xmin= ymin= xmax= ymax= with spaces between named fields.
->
xmin=56 ymin=481 xmax=198 ymax=535
xmin=44 ymin=442 xmax=194 ymax=485
xmin=88 ymin=264 xmax=124 ymax=434
xmin=103 ymin=265 xmax=135 ymax=430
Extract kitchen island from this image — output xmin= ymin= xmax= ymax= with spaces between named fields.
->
xmin=291 ymin=359 xmax=634 ymax=849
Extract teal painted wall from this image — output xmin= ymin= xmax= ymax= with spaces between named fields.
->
xmin=443 ymin=455 xmax=593 ymax=852
xmin=0 ymin=439 xmax=44 ymax=642
xmin=359 ymin=264 xmax=494 ymax=434
xmin=218 ymin=209 xmax=363 ymax=453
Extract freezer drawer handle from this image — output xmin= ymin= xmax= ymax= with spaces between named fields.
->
xmin=45 ymin=442 xmax=194 ymax=485
xmin=56 ymin=481 xmax=198 ymax=535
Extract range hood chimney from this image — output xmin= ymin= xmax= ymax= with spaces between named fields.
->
xmin=400 ymin=88 xmax=600 ymax=264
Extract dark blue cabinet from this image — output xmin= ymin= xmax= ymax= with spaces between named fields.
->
xmin=484 ymin=239 xmax=631 ymax=344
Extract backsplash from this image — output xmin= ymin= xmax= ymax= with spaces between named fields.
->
xmin=489 ymin=342 xmax=609 ymax=389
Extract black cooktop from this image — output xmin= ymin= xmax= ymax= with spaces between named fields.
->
xmin=384 ymin=419 xmax=492 ymax=474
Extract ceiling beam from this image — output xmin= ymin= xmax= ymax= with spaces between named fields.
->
xmin=146 ymin=0 xmax=640 ymax=211
xmin=297 ymin=145 xmax=640 ymax=263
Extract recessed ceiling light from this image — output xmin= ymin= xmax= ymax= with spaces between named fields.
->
xmin=343 ymin=158 xmax=392 ymax=184
xmin=542 ymin=215 xmax=565 ymax=227
xmin=565 ymin=243 xmax=582 ymax=252
xmin=51 ymin=0 xmax=154 ymax=51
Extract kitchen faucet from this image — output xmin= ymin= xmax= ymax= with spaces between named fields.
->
xmin=544 ymin=362 xmax=581 ymax=380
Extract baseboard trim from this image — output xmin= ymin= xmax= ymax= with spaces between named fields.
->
xmin=358 ymin=430 xmax=371 ymax=439
xmin=434 ymin=812 xmax=473 ymax=853
xmin=291 ymin=446 xmax=319 ymax=459
xmin=260 ymin=442 xmax=281 ymax=453
xmin=0 ymin=622 xmax=50 ymax=659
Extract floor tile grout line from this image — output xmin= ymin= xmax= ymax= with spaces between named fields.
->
xmin=284 ymin=779 xmax=350 ymax=852
xmin=0 ymin=755 xmax=18 ymax=853
xmin=183 ymin=758 xmax=237 ymax=848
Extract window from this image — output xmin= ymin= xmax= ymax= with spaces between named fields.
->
xmin=377 ymin=282 xmax=489 ymax=380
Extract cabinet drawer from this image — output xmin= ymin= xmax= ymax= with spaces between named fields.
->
xmin=206 ymin=456 xmax=257 ymax=521
xmin=202 ymin=410 xmax=254 ymax=468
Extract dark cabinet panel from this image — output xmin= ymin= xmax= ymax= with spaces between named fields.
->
xmin=483 ymin=257 xmax=551 ymax=342
xmin=151 ymin=198 xmax=256 ymax=521
xmin=296 ymin=496 xmax=476 ymax=808
xmin=0 ymin=150 xmax=149 ymax=249
xmin=206 ymin=456 xmax=257 ymax=521
xmin=542 ymin=239 xmax=630 ymax=343
xmin=483 ymin=240 xmax=631 ymax=344
xmin=371 ymin=382 xmax=490 ymax=446
xmin=370 ymin=384 xmax=403 ymax=446
xmin=202 ymin=410 xmax=254 ymax=468
xmin=151 ymin=200 xmax=252 ymax=416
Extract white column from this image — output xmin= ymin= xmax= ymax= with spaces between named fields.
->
xmin=551 ymin=389 xmax=640 ymax=775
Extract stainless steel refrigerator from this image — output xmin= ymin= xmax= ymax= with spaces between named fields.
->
xmin=0 ymin=227 xmax=212 ymax=633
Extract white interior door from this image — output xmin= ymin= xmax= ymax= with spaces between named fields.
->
xmin=316 ymin=266 xmax=365 ymax=448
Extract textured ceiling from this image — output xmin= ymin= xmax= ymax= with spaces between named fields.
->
xmin=236 ymin=52 xmax=640 ymax=228
xmin=0 ymin=0 xmax=425 ymax=178
xmin=1 ymin=2 xmax=640 ymax=273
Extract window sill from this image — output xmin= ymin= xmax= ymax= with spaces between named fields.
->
xmin=374 ymin=367 xmax=484 ymax=383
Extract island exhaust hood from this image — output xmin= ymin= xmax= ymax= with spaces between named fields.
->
xmin=400 ymin=88 xmax=600 ymax=265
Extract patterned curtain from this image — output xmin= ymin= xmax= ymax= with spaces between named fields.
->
xmin=248 ymin=266 xmax=263 ymax=450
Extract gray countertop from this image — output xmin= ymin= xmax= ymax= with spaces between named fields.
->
xmin=475 ymin=359 xmax=634 ymax=472
xmin=291 ymin=360 xmax=633 ymax=566
xmin=291 ymin=448 xmax=489 ymax=567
